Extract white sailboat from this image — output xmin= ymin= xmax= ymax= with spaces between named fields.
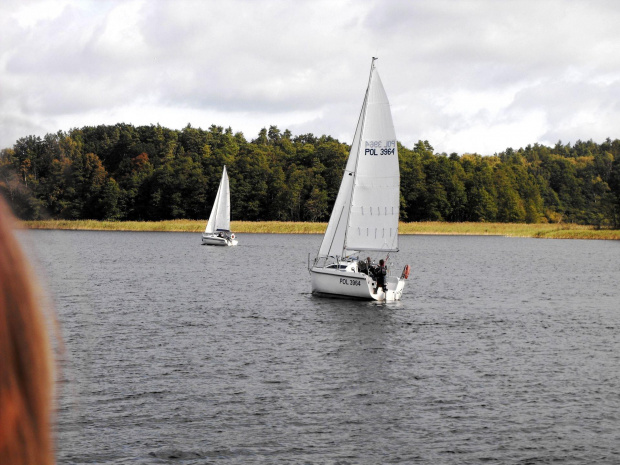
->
xmin=202 ymin=166 xmax=238 ymax=246
xmin=310 ymin=58 xmax=410 ymax=301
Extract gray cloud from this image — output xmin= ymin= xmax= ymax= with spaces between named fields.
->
xmin=2 ymin=0 xmax=620 ymax=154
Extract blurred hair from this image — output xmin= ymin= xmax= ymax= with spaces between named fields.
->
xmin=0 ymin=196 xmax=54 ymax=465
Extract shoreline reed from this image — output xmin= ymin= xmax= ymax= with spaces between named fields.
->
xmin=19 ymin=220 xmax=620 ymax=240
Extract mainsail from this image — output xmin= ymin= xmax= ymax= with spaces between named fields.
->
xmin=317 ymin=59 xmax=399 ymax=258
xmin=205 ymin=166 xmax=231 ymax=233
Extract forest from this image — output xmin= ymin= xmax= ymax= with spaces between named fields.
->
xmin=1 ymin=123 xmax=620 ymax=228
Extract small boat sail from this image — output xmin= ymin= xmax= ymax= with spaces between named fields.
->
xmin=310 ymin=58 xmax=409 ymax=301
xmin=202 ymin=166 xmax=238 ymax=246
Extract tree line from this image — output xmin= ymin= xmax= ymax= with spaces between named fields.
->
xmin=1 ymin=123 xmax=620 ymax=227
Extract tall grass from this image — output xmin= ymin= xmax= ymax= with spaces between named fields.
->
xmin=22 ymin=220 xmax=326 ymax=233
xmin=22 ymin=219 xmax=203 ymax=232
xmin=399 ymin=221 xmax=594 ymax=236
xmin=20 ymin=219 xmax=620 ymax=240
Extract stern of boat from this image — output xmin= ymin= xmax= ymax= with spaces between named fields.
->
xmin=375 ymin=276 xmax=406 ymax=301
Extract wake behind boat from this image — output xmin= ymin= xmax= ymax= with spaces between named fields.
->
xmin=202 ymin=166 xmax=238 ymax=246
xmin=309 ymin=58 xmax=410 ymax=301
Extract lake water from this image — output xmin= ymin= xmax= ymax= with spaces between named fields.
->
xmin=21 ymin=230 xmax=620 ymax=464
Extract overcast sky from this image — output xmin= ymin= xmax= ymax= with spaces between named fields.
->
xmin=2 ymin=0 xmax=620 ymax=155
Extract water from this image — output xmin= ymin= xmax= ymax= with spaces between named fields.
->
xmin=21 ymin=231 xmax=620 ymax=464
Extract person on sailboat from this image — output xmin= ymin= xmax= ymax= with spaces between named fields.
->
xmin=358 ymin=256 xmax=371 ymax=275
xmin=375 ymin=259 xmax=387 ymax=294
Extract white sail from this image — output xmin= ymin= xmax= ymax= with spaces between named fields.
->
xmin=205 ymin=166 xmax=231 ymax=233
xmin=317 ymin=60 xmax=399 ymax=258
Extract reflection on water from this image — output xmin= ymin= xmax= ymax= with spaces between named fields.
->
xmin=21 ymin=230 xmax=620 ymax=464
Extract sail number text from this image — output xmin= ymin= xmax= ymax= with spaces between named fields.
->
xmin=340 ymin=278 xmax=361 ymax=286
xmin=364 ymin=140 xmax=396 ymax=156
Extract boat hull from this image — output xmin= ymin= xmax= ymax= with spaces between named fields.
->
xmin=201 ymin=234 xmax=238 ymax=246
xmin=310 ymin=267 xmax=405 ymax=301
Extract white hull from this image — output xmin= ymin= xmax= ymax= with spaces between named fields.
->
xmin=201 ymin=234 xmax=238 ymax=246
xmin=311 ymin=267 xmax=405 ymax=301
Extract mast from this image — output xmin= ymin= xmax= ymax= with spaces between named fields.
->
xmin=342 ymin=57 xmax=377 ymax=257
xmin=315 ymin=57 xmax=400 ymax=261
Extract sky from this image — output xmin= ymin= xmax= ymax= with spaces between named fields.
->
xmin=2 ymin=0 xmax=620 ymax=155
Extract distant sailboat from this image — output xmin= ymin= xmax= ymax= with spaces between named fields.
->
xmin=202 ymin=166 xmax=238 ymax=246
xmin=309 ymin=58 xmax=410 ymax=301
